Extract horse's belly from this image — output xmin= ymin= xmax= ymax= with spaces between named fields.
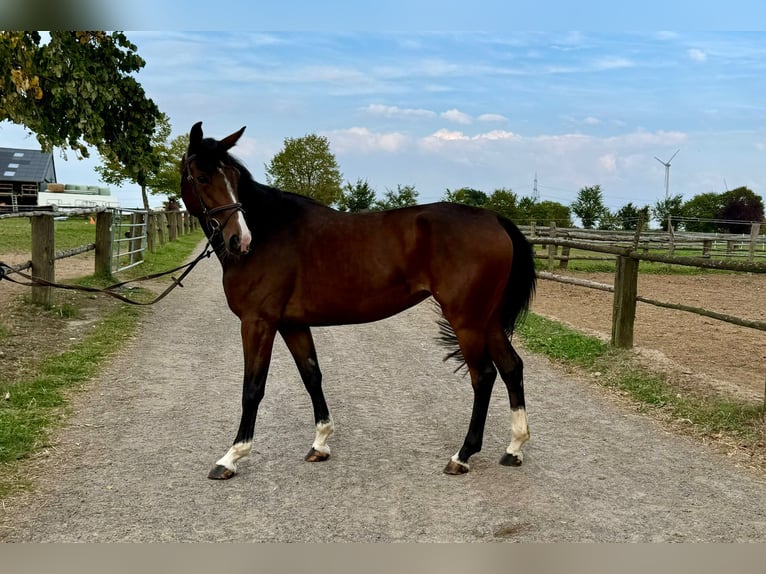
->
xmin=284 ymin=283 xmax=430 ymax=326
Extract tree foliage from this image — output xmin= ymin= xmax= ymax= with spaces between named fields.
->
xmin=0 ymin=31 xmax=162 ymax=173
xmin=616 ymin=202 xmax=650 ymax=231
xmin=442 ymin=187 xmax=488 ymax=207
xmin=147 ymin=132 xmax=190 ymax=202
xmin=718 ymin=186 xmax=765 ymax=233
xmin=652 ymin=194 xmax=685 ymax=231
xmin=265 ymin=133 xmax=343 ymax=205
xmin=338 ymin=178 xmax=377 ymax=212
xmin=681 ymin=192 xmax=724 ymax=232
xmin=484 ymin=188 xmax=519 ymax=221
xmin=375 ymin=184 xmax=419 ymax=210
xmin=571 ymin=185 xmax=606 ymax=229
xmin=95 ymin=113 xmax=172 ymax=210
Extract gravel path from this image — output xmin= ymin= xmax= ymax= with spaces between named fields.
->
xmin=2 ymin=252 xmax=765 ymax=542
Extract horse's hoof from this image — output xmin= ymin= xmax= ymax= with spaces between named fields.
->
xmin=208 ymin=464 xmax=236 ymax=480
xmin=443 ymin=459 xmax=470 ymax=475
xmin=500 ymin=453 xmax=523 ymax=467
xmin=304 ymin=448 xmax=330 ymax=462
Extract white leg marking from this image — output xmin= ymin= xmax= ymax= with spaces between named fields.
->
xmin=215 ymin=440 xmax=252 ymax=473
xmin=450 ymin=451 xmax=470 ymax=470
xmin=506 ymin=408 xmax=530 ymax=460
xmin=311 ymin=418 xmax=334 ymax=455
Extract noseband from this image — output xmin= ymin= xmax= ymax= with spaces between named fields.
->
xmin=183 ymin=155 xmax=246 ymax=235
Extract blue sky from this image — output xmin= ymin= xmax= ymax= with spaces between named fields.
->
xmin=2 ymin=4 xmax=765 ymax=219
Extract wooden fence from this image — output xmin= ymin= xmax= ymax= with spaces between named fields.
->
xmin=1 ymin=208 xmax=198 ymax=306
xmin=524 ymin=223 xmax=766 ymax=349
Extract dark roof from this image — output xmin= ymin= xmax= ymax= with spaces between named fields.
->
xmin=0 ymin=147 xmax=56 ymax=183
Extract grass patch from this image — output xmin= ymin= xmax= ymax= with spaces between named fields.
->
xmin=0 ymin=304 xmax=141 ymax=495
xmin=517 ymin=312 xmax=765 ymax=448
xmin=536 ymin=248 xmax=732 ymax=275
xmin=0 ymin=216 xmax=98 ymax=253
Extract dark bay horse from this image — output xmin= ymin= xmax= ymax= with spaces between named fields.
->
xmin=180 ymin=122 xmax=537 ymax=480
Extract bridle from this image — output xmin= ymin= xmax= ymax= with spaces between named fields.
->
xmin=182 ymin=153 xmax=246 ymax=236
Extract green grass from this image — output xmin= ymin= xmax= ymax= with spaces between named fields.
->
xmin=516 ymin=312 xmax=765 ymax=444
xmin=0 ymin=216 xmax=99 ymax=253
xmin=0 ymin=228 xmax=205 ymax=498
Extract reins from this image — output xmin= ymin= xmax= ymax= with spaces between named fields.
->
xmin=0 ymin=155 xmax=249 ymax=306
xmin=0 ymin=239 xmax=216 ymax=306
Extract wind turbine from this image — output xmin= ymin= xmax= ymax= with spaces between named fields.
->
xmin=654 ymin=149 xmax=680 ymax=201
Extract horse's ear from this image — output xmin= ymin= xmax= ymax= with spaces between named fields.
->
xmin=189 ymin=122 xmax=203 ymax=151
xmin=220 ymin=126 xmax=246 ymax=151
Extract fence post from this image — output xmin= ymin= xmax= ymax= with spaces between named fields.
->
xmin=547 ymin=221 xmax=557 ymax=271
xmin=147 ymin=211 xmax=157 ymax=253
xmin=94 ymin=210 xmax=113 ymax=277
xmin=158 ymin=212 xmax=167 ymax=246
xmin=702 ymin=239 xmax=712 ymax=259
xmin=176 ymin=211 xmax=184 ymax=238
xmin=168 ymin=211 xmax=178 ymax=242
xmin=30 ymin=213 xmax=54 ymax=306
xmin=749 ymin=222 xmax=761 ymax=262
xmin=611 ymin=255 xmax=639 ymax=348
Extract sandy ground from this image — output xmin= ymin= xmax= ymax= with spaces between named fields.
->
xmin=1 ymin=252 xmax=766 ymax=542
xmin=531 ymin=270 xmax=766 ymax=403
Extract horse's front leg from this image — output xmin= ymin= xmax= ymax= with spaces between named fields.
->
xmin=208 ymin=319 xmax=276 ymax=480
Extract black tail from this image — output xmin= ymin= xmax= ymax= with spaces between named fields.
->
xmin=437 ymin=216 xmax=537 ymax=370
xmin=496 ymin=215 xmax=537 ymax=337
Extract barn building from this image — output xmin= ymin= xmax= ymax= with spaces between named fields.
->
xmin=0 ymin=146 xmax=119 ymax=213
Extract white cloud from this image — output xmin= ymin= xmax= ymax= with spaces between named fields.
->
xmin=329 ymin=127 xmax=409 ymax=154
xmin=441 ymin=108 xmax=472 ymax=124
xmin=599 ymin=153 xmax=617 ymax=172
xmin=593 ymin=57 xmax=634 ymax=71
xmin=583 ymin=116 xmax=601 ymax=125
xmin=420 ymin=128 xmax=521 ymax=150
xmin=687 ymin=48 xmax=707 ymax=62
xmin=362 ymin=104 xmax=436 ymax=119
xmin=477 ymin=113 xmax=508 ymax=123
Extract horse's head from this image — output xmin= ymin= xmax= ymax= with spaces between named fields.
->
xmin=181 ymin=122 xmax=252 ymax=255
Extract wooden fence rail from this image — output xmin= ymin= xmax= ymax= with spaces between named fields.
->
xmin=2 ymin=209 xmax=197 ymax=306
xmin=529 ymin=231 xmax=766 ymax=349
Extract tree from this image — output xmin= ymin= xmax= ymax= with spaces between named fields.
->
xmin=95 ymin=113 xmax=171 ymax=211
xmin=442 ymin=187 xmax=488 ymax=207
xmin=265 ymin=133 xmax=343 ymax=205
xmin=147 ymin=132 xmax=190 ymax=203
xmin=0 ymin=31 xmax=163 ymax=171
xmin=682 ymin=192 xmax=724 ymax=232
xmin=597 ymin=209 xmax=621 ymax=230
xmin=338 ymin=178 xmax=377 ymax=212
xmin=652 ymin=194 xmax=684 ymax=231
xmin=718 ymin=186 xmax=765 ymax=234
xmin=616 ymin=202 xmax=650 ymax=231
xmin=375 ymin=184 xmax=419 ymax=210
xmin=484 ymin=188 xmax=519 ymax=221
xmin=571 ymin=185 xmax=606 ymax=229
xmin=517 ymin=196 xmax=571 ymax=226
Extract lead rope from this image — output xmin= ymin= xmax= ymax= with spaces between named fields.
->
xmin=0 ymin=239 xmax=216 ymax=306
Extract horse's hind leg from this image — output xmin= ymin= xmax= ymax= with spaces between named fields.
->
xmin=280 ymin=326 xmax=334 ymax=462
xmin=488 ymin=330 xmax=529 ymax=466
xmin=443 ymin=329 xmax=497 ymax=475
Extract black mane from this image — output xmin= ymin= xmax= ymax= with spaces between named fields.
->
xmin=220 ymin=151 xmax=328 ymax=243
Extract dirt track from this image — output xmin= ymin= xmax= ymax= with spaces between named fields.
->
xmin=1 ymin=252 xmax=765 ymax=542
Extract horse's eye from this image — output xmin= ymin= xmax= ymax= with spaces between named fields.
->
xmin=197 ymin=175 xmax=209 ymax=184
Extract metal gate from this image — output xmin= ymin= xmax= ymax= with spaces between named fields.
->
xmin=110 ymin=208 xmax=148 ymax=273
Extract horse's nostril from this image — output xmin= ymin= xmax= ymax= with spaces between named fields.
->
xmin=229 ymin=235 xmax=241 ymax=252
